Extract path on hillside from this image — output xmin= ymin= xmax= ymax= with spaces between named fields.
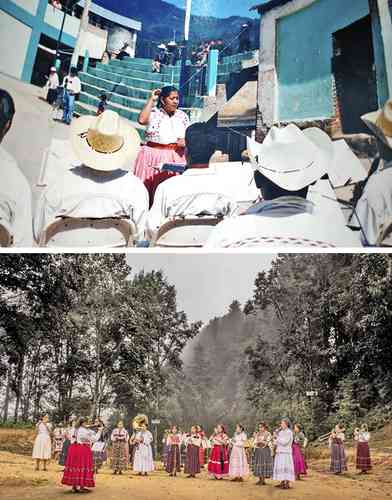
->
xmin=0 ymin=451 xmax=390 ymax=500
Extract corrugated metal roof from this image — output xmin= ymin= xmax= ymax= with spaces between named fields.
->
xmin=78 ymin=1 xmax=142 ymax=31
xmin=251 ymin=0 xmax=293 ymax=15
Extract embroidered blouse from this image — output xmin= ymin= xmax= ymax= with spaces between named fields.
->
xmin=145 ymin=108 xmax=190 ymax=145
xmin=231 ymin=431 xmax=247 ymax=448
xmin=111 ymin=428 xmax=129 ymax=442
xmin=211 ymin=432 xmax=229 ymax=446
xmin=293 ymin=431 xmax=308 ymax=447
xmin=254 ymin=431 xmax=273 ymax=449
xmin=166 ymin=432 xmax=183 ymax=446
xmin=354 ymin=431 xmax=370 ymax=443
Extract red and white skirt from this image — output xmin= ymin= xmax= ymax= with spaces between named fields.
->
xmin=61 ymin=443 xmax=95 ymax=488
xmin=208 ymin=445 xmax=229 ymax=477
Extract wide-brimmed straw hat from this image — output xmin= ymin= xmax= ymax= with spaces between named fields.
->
xmin=70 ymin=110 xmax=141 ymax=172
xmin=247 ymin=124 xmax=332 ymax=191
xmin=362 ymin=99 xmax=392 ymax=149
xmin=158 ymin=43 xmax=167 ymax=49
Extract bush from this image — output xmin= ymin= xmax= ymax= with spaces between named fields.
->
xmin=0 ymin=421 xmax=34 ymax=429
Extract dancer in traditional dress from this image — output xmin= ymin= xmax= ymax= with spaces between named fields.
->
xmin=59 ymin=419 xmax=75 ymax=467
xmin=61 ymin=417 xmax=102 ymax=493
xmin=354 ymin=424 xmax=372 ymax=474
xmin=52 ymin=423 xmax=66 ymax=461
xmin=208 ymin=425 xmax=230 ymax=480
xmin=91 ymin=418 xmax=107 ymax=474
xmin=229 ymin=424 xmax=249 ymax=482
xmin=329 ymin=424 xmax=347 ymax=475
xmin=110 ymin=421 xmax=129 ymax=474
xmin=292 ymin=423 xmax=308 ymax=480
xmin=165 ymin=425 xmax=182 ymax=476
xmin=32 ymin=415 xmax=52 ymax=471
xmin=272 ymin=418 xmax=295 ymax=490
xmin=184 ymin=426 xmax=201 ymax=478
xmin=197 ymin=425 xmax=207 ymax=469
xmin=253 ymin=422 xmax=274 ymax=486
xmin=162 ymin=429 xmax=170 ymax=469
xmin=132 ymin=415 xmax=154 ymax=476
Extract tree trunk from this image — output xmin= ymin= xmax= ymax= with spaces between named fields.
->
xmin=2 ymin=367 xmax=11 ymax=422
xmin=13 ymin=357 xmax=24 ymax=422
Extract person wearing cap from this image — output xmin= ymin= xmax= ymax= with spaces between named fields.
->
xmin=0 ymin=89 xmax=33 ymax=247
xmin=45 ymin=67 xmax=59 ymax=105
xmin=351 ymin=99 xmax=392 ymax=246
xmin=34 ymin=110 xmax=149 ymax=245
xmin=146 ymin=122 xmax=240 ymax=241
xmin=62 ymin=67 xmax=81 ymax=125
xmin=205 ymin=124 xmax=359 ymax=248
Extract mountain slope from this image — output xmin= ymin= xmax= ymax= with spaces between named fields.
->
xmin=93 ymin=0 xmax=258 ymax=43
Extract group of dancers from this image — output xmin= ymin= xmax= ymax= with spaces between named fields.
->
xmin=31 ymin=415 xmax=373 ymax=493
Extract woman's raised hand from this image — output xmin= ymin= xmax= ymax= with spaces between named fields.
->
xmin=151 ymin=89 xmax=162 ymax=104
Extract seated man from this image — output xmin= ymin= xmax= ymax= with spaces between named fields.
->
xmin=351 ymin=100 xmax=392 ymax=246
xmin=34 ymin=110 xmax=149 ymax=245
xmin=146 ymin=122 xmax=240 ymax=242
xmin=205 ymin=124 xmax=359 ymax=249
xmin=0 ymin=89 xmax=33 ymax=247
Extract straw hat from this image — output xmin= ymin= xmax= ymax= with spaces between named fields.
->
xmin=70 ymin=110 xmax=141 ymax=172
xmin=362 ymin=99 xmax=392 ymax=149
xmin=247 ymin=124 xmax=332 ymax=191
xmin=158 ymin=43 xmax=167 ymax=49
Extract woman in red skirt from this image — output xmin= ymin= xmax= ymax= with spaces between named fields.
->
xmin=208 ymin=424 xmax=230 ymax=480
xmin=292 ymin=423 xmax=308 ymax=480
xmin=135 ymin=86 xmax=190 ymax=206
xmin=354 ymin=424 xmax=372 ymax=474
xmin=62 ymin=417 xmax=102 ymax=493
xmin=197 ymin=425 xmax=207 ymax=468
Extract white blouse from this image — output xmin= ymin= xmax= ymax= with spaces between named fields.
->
xmin=36 ymin=422 xmax=51 ymax=435
xmin=231 ymin=431 xmax=247 ymax=448
xmin=275 ymin=428 xmax=293 ymax=454
xmin=355 ymin=431 xmax=370 ymax=443
xmin=75 ymin=426 xmax=101 ymax=444
xmin=145 ymin=108 xmax=190 ymax=145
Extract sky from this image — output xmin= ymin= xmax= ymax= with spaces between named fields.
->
xmin=166 ymin=0 xmax=261 ymax=18
xmin=127 ymin=253 xmax=274 ymax=325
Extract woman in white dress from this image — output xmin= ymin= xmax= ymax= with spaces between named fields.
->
xmin=32 ymin=415 xmax=52 ymax=471
xmin=229 ymin=424 xmax=249 ymax=482
xmin=132 ymin=424 xmax=154 ymax=476
xmin=272 ymin=418 xmax=295 ymax=489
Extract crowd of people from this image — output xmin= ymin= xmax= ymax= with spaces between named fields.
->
xmin=31 ymin=414 xmax=373 ymax=494
xmin=1 ymin=83 xmax=392 ymax=248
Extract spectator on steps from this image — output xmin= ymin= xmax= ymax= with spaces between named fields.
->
xmin=0 ymin=89 xmax=33 ymax=247
xmin=152 ymin=56 xmax=161 ymax=74
xmin=96 ymin=94 xmax=107 ymax=116
xmin=134 ymin=86 xmax=189 ymax=206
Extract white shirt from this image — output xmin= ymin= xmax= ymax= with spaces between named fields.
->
xmin=34 ymin=165 xmax=149 ymax=244
xmin=353 ymin=163 xmax=392 ymax=246
xmin=145 ymin=108 xmax=189 ymax=145
xmin=0 ymin=146 xmax=33 ymax=247
xmin=276 ymin=428 xmax=293 ymax=454
xmin=134 ymin=430 xmax=153 ymax=447
xmin=354 ymin=431 xmax=370 ymax=443
xmin=62 ymin=75 xmax=82 ymax=95
xmin=47 ymin=73 xmax=59 ymax=90
xmin=205 ymin=196 xmax=360 ymax=249
xmin=146 ymin=167 xmax=239 ymax=240
xmin=36 ymin=422 xmax=51 ymax=435
xmin=231 ymin=432 xmax=247 ymax=448
xmin=75 ymin=426 xmax=101 ymax=445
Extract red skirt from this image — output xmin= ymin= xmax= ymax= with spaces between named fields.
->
xmin=292 ymin=443 xmax=307 ymax=475
xmin=356 ymin=442 xmax=372 ymax=471
xmin=61 ymin=443 xmax=95 ymax=488
xmin=208 ymin=445 xmax=229 ymax=477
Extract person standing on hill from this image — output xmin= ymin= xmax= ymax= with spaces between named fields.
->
xmin=32 ymin=415 xmax=52 ymax=471
xmin=354 ymin=424 xmax=372 ymax=474
xmin=239 ymin=23 xmax=251 ymax=53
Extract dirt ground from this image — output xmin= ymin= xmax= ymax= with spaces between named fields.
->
xmin=0 ymin=449 xmax=391 ymax=500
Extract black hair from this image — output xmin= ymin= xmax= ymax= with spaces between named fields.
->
xmin=0 ymin=89 xmax=15 ymax=136
xmin=158 ymin=86 xmax=179 ymax=109
xmin=70 ymin=66 xmax=78 ymax=76
xmin=185 ymin=122 xmax=216 ymax=166
xmin=254 ymin=170 xmax=309 ymax=200
xmin=100 ymin=94 xmax=107 ymax=101
xmin=236 ymin=424 xmax=245 ymax=432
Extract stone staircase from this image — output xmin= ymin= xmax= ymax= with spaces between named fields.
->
xmin=75 ymin=51 xmax=258 ymax=139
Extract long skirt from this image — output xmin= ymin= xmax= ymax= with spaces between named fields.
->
xmin=93 ymin=448 xmax=107 ymax=470
xmin=133 ymin=443 xmax=154 ymax=473
xmin=199 ymin=446 xmax=205 ymax=467
xmin=253 ymin=447 xmax=273 ymax=478
xmin=273 ymin=451 xmax=295 ymax=482
xmin=330 ymin=443 xmax=347 ymax=474
xmin=208 ymin=445 xmax=229 ymax=478
xmin=32 ymin=434 xmax=51 ymax=460
xmin=184 ymin=444 xmax=200 ymax=475
xmin=59 ymin=439 xmax=70 ymax=466
xmin=166 ymin=445 xmax=181 ymax=474
xmin=61 ymin=443 xmax=95 ymax=488
xmin=356 ymin=442 xmax=371 ymax=472
xmin=133 ymin=144 xmax=186 ymax=206
xmin=111 ymin=441 xmax=129 ymax=471
xmin=292 ymin=443 xmax=307 ymax=476
xmin=54 ymin=437 xmax=64 ymax=453
xmin=229 ymin=446 xmax=249 ymax=478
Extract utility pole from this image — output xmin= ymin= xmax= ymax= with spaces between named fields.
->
xmin=179 ymin=0 xmax=192 ymax=106
xmin=71 ymin=0 xmax=92 ymax=68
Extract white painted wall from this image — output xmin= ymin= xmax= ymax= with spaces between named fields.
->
xmin=11 ymin=0 xmax=39 ymax=15
xmin=0 ymin=11 xmax=31 ymax=79
xmin=44 ymin=4 xmax=80 ymax=38
xmin=378 ymin=0 xmax=392 ymax=95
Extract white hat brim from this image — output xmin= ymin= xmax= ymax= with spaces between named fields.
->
xmin=70 ymin=115 xmax=141 ymax=172
xmin=248 ymin=125 xmax=331 ymax=191
xmin=361 ymin=110 xmax=392 ymax=149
